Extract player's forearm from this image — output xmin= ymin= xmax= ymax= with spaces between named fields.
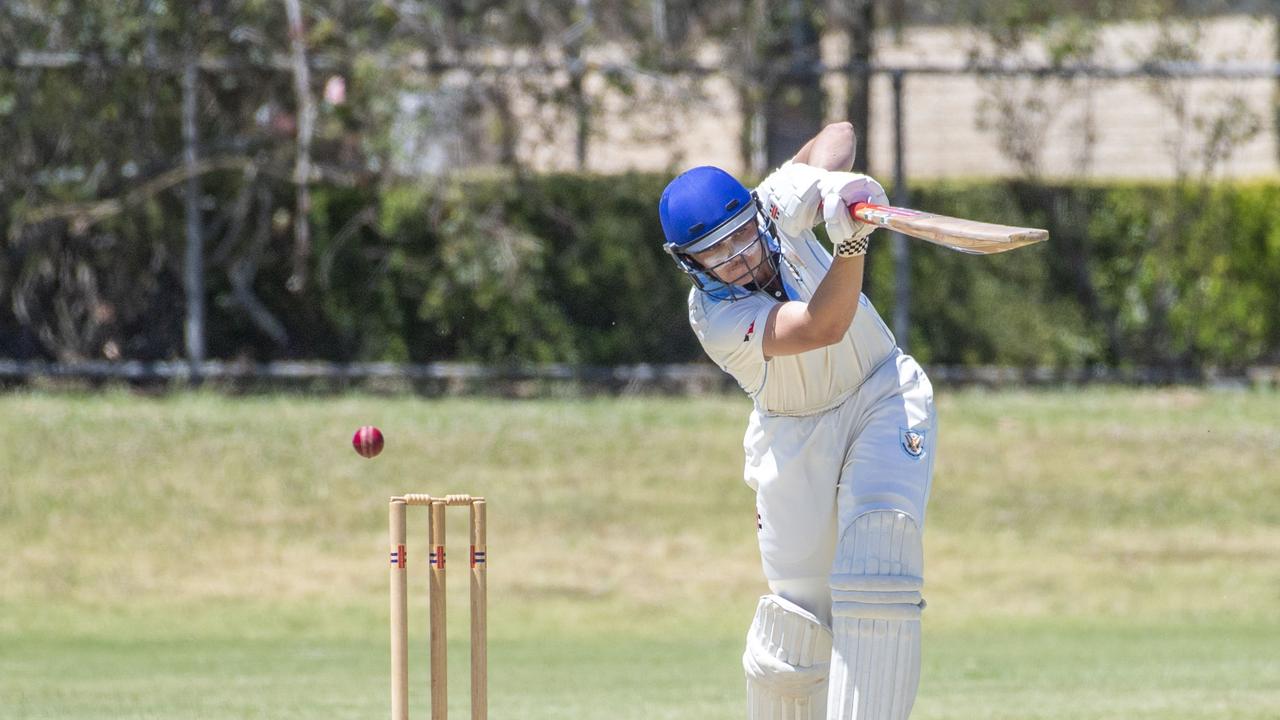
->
xmin=802 ymin=254 xmax=865 ymax=342
xmin=763 ymin=254 xmax=865 ymax=357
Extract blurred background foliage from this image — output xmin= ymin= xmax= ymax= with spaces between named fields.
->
xmin=2 ymin=0 xmax=1277 ymax=369
xmin=5 ymin=173 xmax=1278 ymax=368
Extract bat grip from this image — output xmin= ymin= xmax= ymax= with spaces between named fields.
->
xmin=849 ymin=199 xmax=880 ymax=217
xmin=848 ymin=201 xmax=888 ymax=225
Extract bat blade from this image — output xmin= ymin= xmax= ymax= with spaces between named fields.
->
xmin=851 ymin=202 xmax=1047 ymax=255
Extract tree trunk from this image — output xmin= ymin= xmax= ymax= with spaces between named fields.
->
xmin=763 ymin=0 xmax=825 ymax=168
xmin=569 ymin=0 xmax=593 ymax=171
xmin=569 ymin=45 xmax=589 ymax=170
xmin=846 ymin=0 xmax=874 ymax=173
xmin=284 ymin=0 xmax=315 ymax=293
xmin=737 ymin=0 xmax=767 ymax=177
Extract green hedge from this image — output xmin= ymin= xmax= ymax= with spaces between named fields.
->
xmin=878 ymin=181 xmax=1280 ymax=367
xmin=4 ymin=174 xmax=1279 ymax=368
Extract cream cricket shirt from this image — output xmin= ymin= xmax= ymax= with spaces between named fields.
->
xmin=688 ymin=225 xmax=896 ymax=416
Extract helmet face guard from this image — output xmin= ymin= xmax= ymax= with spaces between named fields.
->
xmin=664 ymin=194 xmax=781 ymax=302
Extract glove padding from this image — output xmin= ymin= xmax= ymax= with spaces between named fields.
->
xmin=763 ymin=162 xmax=826 ymax=236
xmin=819 ymin=172 xmax=889 ymax=247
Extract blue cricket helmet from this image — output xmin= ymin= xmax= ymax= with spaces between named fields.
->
xmin=659 ymin=166 xmax=779 ymax=301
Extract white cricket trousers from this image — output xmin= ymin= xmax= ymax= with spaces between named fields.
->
xmin=743 ymin=350 xmax=936 ymax=620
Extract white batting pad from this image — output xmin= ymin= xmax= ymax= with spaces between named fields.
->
xmin=743 ymin=594 xmax=834 ymax=720
xmin=828 ymin=510 xmax=924 ymax=720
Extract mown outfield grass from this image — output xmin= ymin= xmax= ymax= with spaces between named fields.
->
xmin=1 ymin=389 xmax=1278 ymax=719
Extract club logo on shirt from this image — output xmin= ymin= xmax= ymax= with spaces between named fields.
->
xmin=743 ymin=320 xmax=755 ymax=343
xmin=769 ymin=203 xmax=780 ymax=220
xmin=901 ymin=428 xmax=926 ymax=459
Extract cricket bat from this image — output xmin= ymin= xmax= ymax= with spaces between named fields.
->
xmin=850 ymin=202 xmax=1047 ymax=255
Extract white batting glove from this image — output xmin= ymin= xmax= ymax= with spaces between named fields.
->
xmin=819 ymin=172 xmax=888 ymax=256
xmin=761 ymin=161 xmax=826 ymax=236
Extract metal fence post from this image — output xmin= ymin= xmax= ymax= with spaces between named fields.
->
xmin=181 ymin=52 xmax=205 ymax=378
xmin=890 ymin=69 xmax=910 ymax=350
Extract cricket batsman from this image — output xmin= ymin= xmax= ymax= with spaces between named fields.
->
xmin=659 ymin=122 xmax=936 ymax=720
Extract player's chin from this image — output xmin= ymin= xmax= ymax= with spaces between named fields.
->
xmin=742 ymin=262 xmax=776 ymax=289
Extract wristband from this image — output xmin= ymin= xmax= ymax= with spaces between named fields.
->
xmin=833 ymin=234 xmax=869 ymax=258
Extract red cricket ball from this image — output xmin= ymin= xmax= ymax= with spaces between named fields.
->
xmin=352 ymin=425 xmax=385 ymax=459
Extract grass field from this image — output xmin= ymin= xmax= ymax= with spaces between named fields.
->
xmin=2 ymin=388 xmax=1278 ymax=719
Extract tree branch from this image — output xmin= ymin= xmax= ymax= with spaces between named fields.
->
xmin=13 ymin=156 xmax=253 ymax=236
xmin=227 ymin=186 xmax=290 ymax=348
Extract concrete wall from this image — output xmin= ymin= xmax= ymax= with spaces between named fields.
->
xmin=445 ymin=15 xmax=1277 ymax=180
